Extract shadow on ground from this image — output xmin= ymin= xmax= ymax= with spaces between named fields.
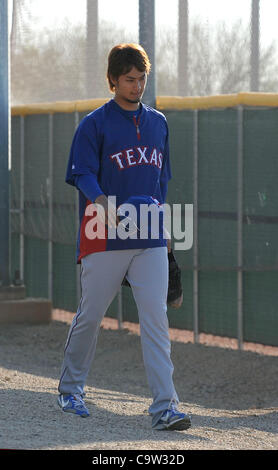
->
xmin=0 ymin=320 xmax=277 ymax=449
xmin=1 ymin=320 xmax=278 ymax=410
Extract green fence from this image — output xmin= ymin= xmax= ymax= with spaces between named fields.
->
xmin=10 ymin=95 xmax=278 ymax=347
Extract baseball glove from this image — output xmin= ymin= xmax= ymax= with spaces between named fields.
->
xmin=121 ymin=250 xmax=183 ymax=309
xmin=167 ymin=250 xmax=183 ymax=308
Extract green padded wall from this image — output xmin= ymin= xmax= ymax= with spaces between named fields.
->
xmin=10 ymin=105 xmax=278 ymax=346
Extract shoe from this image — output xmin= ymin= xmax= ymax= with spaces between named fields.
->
xmin=153 ymin=403 xmax=191 ymax=431
xmin=57 ymin=393 xmax=90 ymax=417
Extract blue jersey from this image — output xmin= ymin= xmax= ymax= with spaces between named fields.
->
xmin=65 ymin=99 xmax=172 ymax=263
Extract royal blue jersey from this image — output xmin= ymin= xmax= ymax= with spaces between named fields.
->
xmin=65 ymin=98 xmax=172 ymax=263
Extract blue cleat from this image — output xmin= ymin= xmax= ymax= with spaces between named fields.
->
xmin=153 ymin=403 xmax=191 ymax=431
xmin=58 ymin=394 xmax=90 ymax=418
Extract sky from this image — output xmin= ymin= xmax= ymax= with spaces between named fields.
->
xmin=11 ymin=0 xmax=278 ymax=48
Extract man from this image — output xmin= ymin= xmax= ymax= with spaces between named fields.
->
xmin=57 ymin=43 xmax=191 ymax=431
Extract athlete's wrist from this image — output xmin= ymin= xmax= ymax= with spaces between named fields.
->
xmin=94 ymin=194 xmax=107 ymax=205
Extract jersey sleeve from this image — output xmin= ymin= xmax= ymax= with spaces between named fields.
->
xmin=159 ymin=122 xmax=172 ymax=203
xmin=65 ymin=117 xmax=103 ymax=192
xmin=75 ymin=173 xmax=104 ymax=204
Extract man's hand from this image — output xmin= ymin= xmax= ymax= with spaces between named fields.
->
xmin=94 ymin=194 xmax=120 ymax=228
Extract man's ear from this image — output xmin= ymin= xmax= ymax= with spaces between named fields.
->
xmin=109 ymin=75 xmax=117 ymax=90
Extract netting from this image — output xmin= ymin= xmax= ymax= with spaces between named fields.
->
xmin=8 ymin=0 xmax=278 ymax=347
xmin=10 ymin=0 xmax=278 ymax=105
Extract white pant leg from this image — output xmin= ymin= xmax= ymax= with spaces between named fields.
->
xmin=58 ymin=249 xmax=138 ymax=396
xmin=126 ymin=247 xmax=179 ymax=419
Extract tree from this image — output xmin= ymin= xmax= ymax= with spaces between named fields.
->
xmin=10 ymin=16 xmax=278 ymax=105
xmin=11 ymin=18 xmax=138 ymax=104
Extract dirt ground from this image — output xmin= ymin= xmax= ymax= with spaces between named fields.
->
xmin=0 ymin=309 xmax=277 ymax=451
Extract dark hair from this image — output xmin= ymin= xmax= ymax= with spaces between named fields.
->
xmin=107 ymin=43 xmax=151 ymax=91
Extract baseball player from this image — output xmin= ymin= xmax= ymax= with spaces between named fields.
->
xmin=57 ymin=43 xmax=191 ymax=431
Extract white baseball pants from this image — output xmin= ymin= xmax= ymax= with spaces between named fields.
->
xmin=58 ymin=246 xmax=179 ymax=424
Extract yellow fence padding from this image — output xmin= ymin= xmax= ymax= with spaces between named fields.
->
xmin=11 ymin=92 xmax=278 ymax=116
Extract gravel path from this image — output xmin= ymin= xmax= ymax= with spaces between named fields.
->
xmin=0 ymin=315 xmax=277 ymax=450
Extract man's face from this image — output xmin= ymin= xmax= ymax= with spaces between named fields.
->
xmin=112 ymin=66 xmax=147 ymax=105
